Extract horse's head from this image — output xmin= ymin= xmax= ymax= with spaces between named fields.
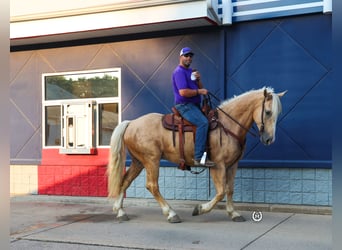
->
xmin=254 ymin=88 xmax=287 ymax=145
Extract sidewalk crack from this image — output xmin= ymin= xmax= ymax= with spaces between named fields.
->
xmin=240 ymin=213 xmax=295 ymax=250
xmin=11 ymin=214 xmax=99 ymax=242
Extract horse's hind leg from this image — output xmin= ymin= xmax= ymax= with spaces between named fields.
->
xmin=226 ymin=163 xmax=245 ymax=222
xmin=144 ymin=162 xmax=181 ymax=223
xmin=113 ymin=158 xmax=143 ymax=221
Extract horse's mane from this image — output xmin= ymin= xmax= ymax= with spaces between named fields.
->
xmin=219 ymin=87 xmax=281 ymax=115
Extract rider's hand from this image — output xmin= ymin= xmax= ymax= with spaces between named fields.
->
xmin=198 ymin=88 xmax=209 ymax=95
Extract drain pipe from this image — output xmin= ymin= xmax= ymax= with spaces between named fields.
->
xmin=323 ymin=0 xmax=332 ymax=14
xmin=222 ymin=0 xmax=232 ymax=25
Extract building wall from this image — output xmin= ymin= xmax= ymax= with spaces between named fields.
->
xmin=126 ymin=167 xmax=332 ymax=206
xmin=10 ymin=13 xmax=332 ymax=206
xmin=10 ymin=165 xmax=38 ymax=195
xmin=10 ymin=164 xmax=332 ymax=206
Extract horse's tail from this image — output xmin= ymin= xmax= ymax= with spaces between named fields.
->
xmin=107 ymin=120 xmax=130 ymax=198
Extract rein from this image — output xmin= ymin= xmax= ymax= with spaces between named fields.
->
xmin=208 ymin=92 xmax=259 ymax=138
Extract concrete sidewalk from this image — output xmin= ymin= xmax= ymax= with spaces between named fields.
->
xmin=10 ymin=195 xmax=332 ymax=250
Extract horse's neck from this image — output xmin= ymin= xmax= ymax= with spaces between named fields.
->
xmin=218 ymin=93 xmax=260 ymax=137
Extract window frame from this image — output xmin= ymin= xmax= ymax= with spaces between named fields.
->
xmin=42 ymin=68 xmax=121 ymax=149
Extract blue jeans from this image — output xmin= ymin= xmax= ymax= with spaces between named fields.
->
xmin=175 ymin=103 xmax=209 ymax=159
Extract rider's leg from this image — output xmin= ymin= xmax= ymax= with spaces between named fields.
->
xmin=175 ymin=103 xmax=208 ymax=159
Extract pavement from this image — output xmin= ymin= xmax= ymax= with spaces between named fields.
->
xmin=10 ymin=195 xmax=332 ymax=250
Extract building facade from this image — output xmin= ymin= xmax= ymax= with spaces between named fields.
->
xmin=10 ymin=0 xmax=332 ymax=206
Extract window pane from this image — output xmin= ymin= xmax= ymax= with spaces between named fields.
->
xmin=99 ymin=103 xmax=118 ymax=145
xmin=45 ymin=106 xmax=61 ymax=146
xmin=45 ymin=72 xmax=119 ymax=100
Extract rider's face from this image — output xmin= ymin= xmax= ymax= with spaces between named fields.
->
xmin=180 ymin=53 xmax=193 ymax=68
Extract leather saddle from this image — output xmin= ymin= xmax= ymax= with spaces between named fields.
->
xmin=162 ymin=106 xmax=218 ymax=171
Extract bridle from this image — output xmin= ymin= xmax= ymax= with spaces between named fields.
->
xmin=259 ymin=94 xmax=267 ymax=135
xmin=208 ymin=92 xmax=268 ymax=138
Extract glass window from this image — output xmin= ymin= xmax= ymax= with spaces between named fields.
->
xmin=45 ymin=106 xmax=61 ymax=146
xmin=45 ymin=72 xmax=119 ymax=100
xmin=99 ymin=103 xmax=119 ymax=146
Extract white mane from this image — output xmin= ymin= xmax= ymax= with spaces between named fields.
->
xmin=219 ymin=87 xmax=275 ymax=108
xmin=219 ymin=87 xmax=282 ymax=117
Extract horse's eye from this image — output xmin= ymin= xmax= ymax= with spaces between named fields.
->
xmin=265 ymin=110 xmax=272 ymax=116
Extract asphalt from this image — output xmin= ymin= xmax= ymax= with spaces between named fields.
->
xmin=10 ymin=195 xmax=332 ymax=250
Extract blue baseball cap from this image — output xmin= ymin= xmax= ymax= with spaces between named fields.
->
xmin=180 ymin=47 xmax=194 ymax=56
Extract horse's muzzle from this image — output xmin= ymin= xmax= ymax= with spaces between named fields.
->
xmin=260 ymin=134 xmax=274 ymax=145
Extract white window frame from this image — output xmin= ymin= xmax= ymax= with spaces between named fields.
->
xmin=42 ymin=68 xmax=121 ymax=149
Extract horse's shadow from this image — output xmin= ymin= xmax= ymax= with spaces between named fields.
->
xmin=57 ymin=213 xmax=115 ymax=223
xmin=56 ymin=208 xmax=249 ymax=224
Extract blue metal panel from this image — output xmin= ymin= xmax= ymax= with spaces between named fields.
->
xmin=121 ymin=32 xmax=223 ymax=120
xmin=280 ymin=14 xmax=332 ymax=69
xmin=226 ymin=14 xmax=331 ymax=168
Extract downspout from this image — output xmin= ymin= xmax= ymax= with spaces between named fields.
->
xmin=323 ymin=0 xmax=332 ymax=14
xmin=222 ymin=0 xmax=232 ymax=25
xmin=221 ymin=1 xmax=233 ymax=98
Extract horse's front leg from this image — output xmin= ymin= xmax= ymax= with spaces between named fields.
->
xmin=226 ymin=163 xmax=245 ymax=222
xmin=192 ymin=165 xmax=226 ymax=216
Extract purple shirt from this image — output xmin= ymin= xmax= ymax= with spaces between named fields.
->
xmin=172 ymin=65 xmax=201 ymax=105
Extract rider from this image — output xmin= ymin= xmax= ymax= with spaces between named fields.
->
xmin=172 ymin=47 xmax=216 ymax=168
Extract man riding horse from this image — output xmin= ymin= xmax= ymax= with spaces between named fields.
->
xmin=172 ymin=47 xmax=216 ymax=168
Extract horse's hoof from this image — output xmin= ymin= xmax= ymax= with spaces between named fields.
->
xmin=232 ymin=215 xmax=246 ymax=222
xmin=192 ymin=205 xmax=201 ymax=216
xmin=118 ymin=214 xmax=130 ymax=222
xmin=168 ymin=214 xmax=182 ymax=223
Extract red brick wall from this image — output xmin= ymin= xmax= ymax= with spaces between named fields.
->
xmin=38 ymin=149 xmax=109 ymax=196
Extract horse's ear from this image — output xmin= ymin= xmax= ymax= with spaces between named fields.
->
xmin=277 ymin=90 xmax=288 ymax=98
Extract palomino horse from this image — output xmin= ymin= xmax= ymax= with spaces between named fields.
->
xmin=107 ymin=87 xmax=286 ymax=223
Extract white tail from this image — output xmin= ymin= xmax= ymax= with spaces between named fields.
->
xmin=107 ymin=120 xmax=130 ymax=198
